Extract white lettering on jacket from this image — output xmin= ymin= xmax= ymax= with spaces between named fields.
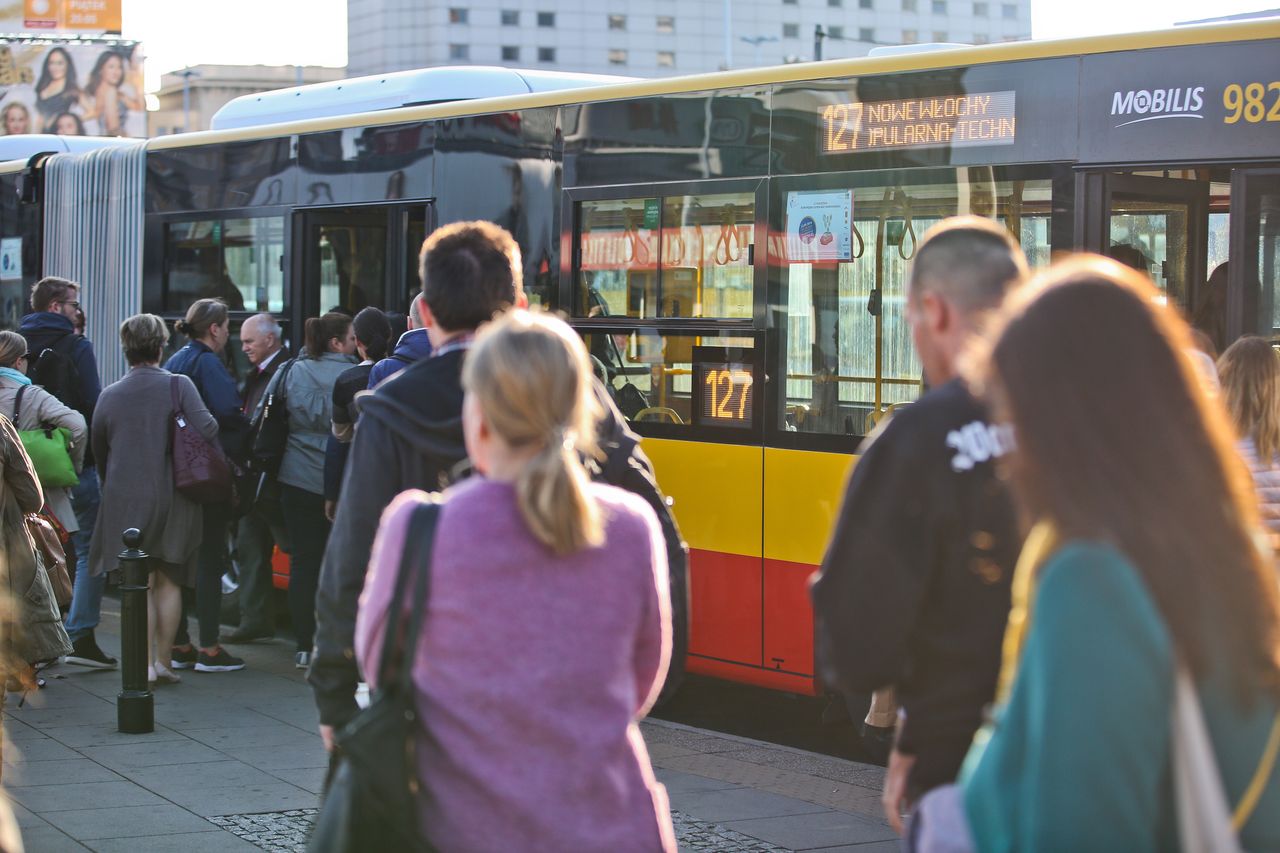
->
xmin=946 ymin=421 xmax=1015 ymax=472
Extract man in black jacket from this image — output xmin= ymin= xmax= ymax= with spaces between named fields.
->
xmin=810 ymin=217 xmax=1027 ymax=834
xmin=226 ymin=313 xmax=291 ymax=643
xmin=310 ymin=221 xmax=527 ymax=743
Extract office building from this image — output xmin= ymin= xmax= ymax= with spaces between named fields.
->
xmin=347 ymin=0 xmax=1032 ymax=78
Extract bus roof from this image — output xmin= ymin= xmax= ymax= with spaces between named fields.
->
xmin=96 ymin=19 xmax=1280 ymax=155
xmin=209 ymin=66 xmax=637 ymax=131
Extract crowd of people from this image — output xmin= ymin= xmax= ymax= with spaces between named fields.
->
xmin=1 ymin=214 xmax=1278 ymax=849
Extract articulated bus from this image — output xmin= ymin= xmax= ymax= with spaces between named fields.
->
xmin=0 ymin=22 xmax=1277 ymax=697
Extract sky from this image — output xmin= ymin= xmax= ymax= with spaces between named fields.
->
xmin=124 ymin=0 xmax=1277 ymax=94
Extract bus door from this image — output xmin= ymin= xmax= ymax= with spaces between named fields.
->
xmin=294 ymin=203 xmax=433 ymax=321
xmin=1080 ymin=172 xmax=1209 ymax=313
xmin=1230 ymin=169 xmax=1280 ymax=341
xmin=566 ymin=184 xmax=769 ymax=687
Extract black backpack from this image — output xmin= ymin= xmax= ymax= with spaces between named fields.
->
xmin=27 ymin=333 xmax=85 ymax=414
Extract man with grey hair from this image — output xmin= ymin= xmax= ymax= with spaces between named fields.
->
xmin=226 ymin=313 xmax=290 ymax=643
xmin=810 ymin=216 xmax=1027 ymax=834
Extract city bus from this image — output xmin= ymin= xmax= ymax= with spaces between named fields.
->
xmin=0 ymin=20 xmax=1276 ymax=697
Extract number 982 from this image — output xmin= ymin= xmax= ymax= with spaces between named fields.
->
xmin=1223 ymin=82 xmax=1280 ymax=124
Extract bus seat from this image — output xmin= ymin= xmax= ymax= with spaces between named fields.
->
xmin=863 ymin=401 xmax=912 ymax=434
xmin=635 ymin=406 xmax=683 ymax=424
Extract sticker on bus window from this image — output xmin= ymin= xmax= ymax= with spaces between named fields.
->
xmin=785 ymin=190 xmax=853 ymax=263
xmin=0 ymin=238 xmax=21 ymax=281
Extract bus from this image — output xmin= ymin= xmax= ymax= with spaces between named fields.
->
xmin=0 ymin=21 xmax=1276 ymax=697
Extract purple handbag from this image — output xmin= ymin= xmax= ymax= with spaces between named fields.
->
xmin=170 ymin=376 xmax=232 ymax=504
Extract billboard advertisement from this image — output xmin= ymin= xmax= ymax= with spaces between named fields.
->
xmin=0 ymin=40 xmax=143 ymax=136
xmin=0 ymin=1 xmax=123 ymax=36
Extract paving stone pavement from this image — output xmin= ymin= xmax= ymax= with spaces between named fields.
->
xmin=3 ymin=608 xmax=896 ymax=851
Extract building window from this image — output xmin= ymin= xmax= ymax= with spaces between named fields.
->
xmin=782 ymin=22 xmax=799 ymax=37
xmin=932 ymin=0 xmax=946 ymax=11
xmin=608 ymin=13 xmax=626 ymax=29
xmin=657 ymin=15 xmax=675 ymax=32
xmin=933 ymin=29 xmax=948 ymax=41
xmin=902 ymin=28 xmax=918 ymax=41
xmin=860 ymin=0 xmax=873 ymax=7
xmin=972 ymin=1 xmax=988 ymax=14
xmin=448 ymin=7 xmax=468 ymax=23
xmin=449 ymin=43 xmax=469 ymax=59
xmin=783 ymin=0 xmax=798 ymax=5
xmin=901 ymin=0 xmax=917 ymax=10
xmin=973 ymin=33 xmax=989 ymax=43
xmin=859 ymin=26 xmax=874 ymax=40
xmin=608 ymin=48 xmax=628 ymax=65
xmin=537 ymin=11 xmax=556 ymax=27
xmin=657 ymin=50 xmax=676 ymax=67
xmin=828 ymin=0 xmax=843 ymax=7
xmin=828 ymin=24 xmax=844 ymax=38
xmin=501 ymin=45 xmax=520 ymax=60
xmin=538 ymin=46 xmax=557 ymax=61
xmin=1001 ymin=2 xmax=1016 ymax=17
xmin=501 ymin=9 xmax=519 ymax=25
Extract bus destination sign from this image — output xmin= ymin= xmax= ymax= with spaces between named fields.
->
xmin=692 ymin=346 xmax=754 ymax=429
xmin=820 ymin=90 xmax=1017 ymax=154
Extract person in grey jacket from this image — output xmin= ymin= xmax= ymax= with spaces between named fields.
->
xmin=89 ymin=314 xmax=219 ymax=685
xmin=260 ymin=312 xmax=356 ymax=669
xmin=0 ymin=331 xmax=87 ymax=536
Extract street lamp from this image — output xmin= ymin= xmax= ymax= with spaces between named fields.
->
xmin=740 ymin=35 xmax=779 ymax=67
xmin=177 ymin=67 xmax=200 ymax=134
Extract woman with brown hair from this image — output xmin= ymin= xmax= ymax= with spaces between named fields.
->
xmin=1219 ymin=336 xmax=1280 ymax=541
xmin=932 ymin=257 xmax=1280 ymax=850
xmin=165 ymin=298 xmax=248 ymax=673
xmin=354 ymin=310 xmax=674 ymax=851
xmin=264 ymin=312 xmax=356 ymax=669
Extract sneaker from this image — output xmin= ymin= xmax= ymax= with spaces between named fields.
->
xmin=295 ymin=651 xmax=311 ymax=671
xmin=194 ymin=647 xmax=245 ymax=673
xmin=63 ymin=634 xmax=118 ymax=669
xmin=170 ymin=645 xmax=198 ymax=670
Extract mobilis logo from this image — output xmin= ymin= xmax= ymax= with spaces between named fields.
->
xmin=1110 ymin=86 xmax=1205 ymax=127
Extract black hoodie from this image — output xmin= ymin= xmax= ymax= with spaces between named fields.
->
xmin=310 ymin=348 xmax=467 ymax=726
xmin=810 ymin=379 xmax=1020 ymax=795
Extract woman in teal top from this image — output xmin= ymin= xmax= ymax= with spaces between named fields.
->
xmin=957 ymin=257 xmax=1280 ymax=852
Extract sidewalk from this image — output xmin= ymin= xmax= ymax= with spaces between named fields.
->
xmin=3 ymin=608 xmax=896 ymax=852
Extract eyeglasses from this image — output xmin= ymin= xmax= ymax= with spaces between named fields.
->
xmin=57 ymin=300 xmax=80 ymax=309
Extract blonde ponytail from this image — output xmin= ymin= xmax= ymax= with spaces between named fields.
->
xmin=463 ymin=310 xmax=604 ymax=554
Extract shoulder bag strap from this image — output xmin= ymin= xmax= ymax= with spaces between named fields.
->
xmin=170 ymin=375 xmax=183 ymax=421
xmin=1234 ymin=712 xmax=1280 ymax=830
xmin=377 ymin=499 xmax=442 ymax=690
xmin=13 ymin=384 xmax=26 ymax=423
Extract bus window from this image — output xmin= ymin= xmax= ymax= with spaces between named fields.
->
xmin=577 ymin=197 xmax=658 ymax=319
xmin=580 ymin=328 xmax=756 ymax=432
xmin=224 ymin=218 xmax=285 ymax=313
xmin=575 ymin=191 xmax=755 ymax=320
xmin=659 ymin=193 xmax=754 ymax=319
xmin=779 ymin=172 xmax=1054 ymax=436
xmin=164 ymin=216 xmax=285 ymax=313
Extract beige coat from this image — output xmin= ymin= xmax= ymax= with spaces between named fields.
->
xmin=0 ymin=377 xmax=87 ymax=532
xmin=0 ymin=415 xmax=72 ymax=664
xmin=88 ymin=366 xmax=218 ymax=579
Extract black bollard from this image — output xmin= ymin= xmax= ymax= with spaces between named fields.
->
xmin=117 ymin=528 xmax=154 ymax=734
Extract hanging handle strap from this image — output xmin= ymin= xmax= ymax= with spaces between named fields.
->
xmin=12 ymin=384 xmax=26 ymax=424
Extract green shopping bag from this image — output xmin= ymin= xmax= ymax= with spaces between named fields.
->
xmin=12 ymin=386 xmax=78 ymax=489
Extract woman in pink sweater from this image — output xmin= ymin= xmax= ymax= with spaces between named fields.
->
xmin=355 ymin=310 xmax=676 ymax=852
